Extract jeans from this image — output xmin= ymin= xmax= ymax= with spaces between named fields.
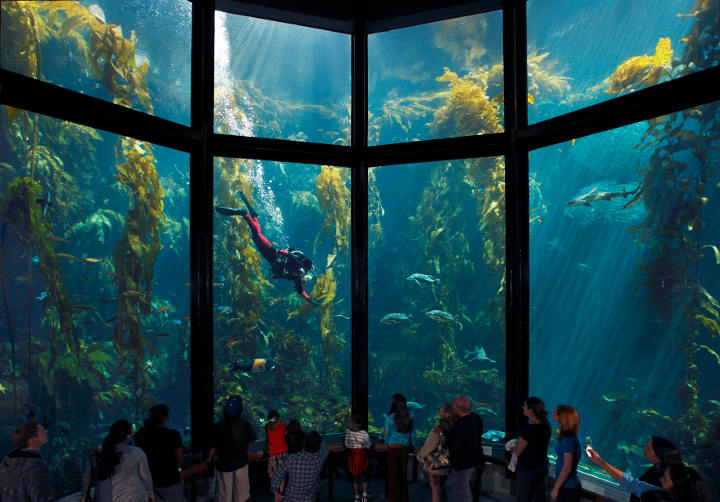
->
xmin=556 ymin=484 xmax=582 ymax=502
xmin=516 ymin=465 xmax=548 ymax=502
xmin=447 ymin=464 xmax=484 ymax=502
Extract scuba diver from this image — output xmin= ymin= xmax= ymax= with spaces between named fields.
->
xmin=216 ymin=191 xmax=319 ymax=305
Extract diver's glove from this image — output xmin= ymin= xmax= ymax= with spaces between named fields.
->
xmin=216 ymin=207 xmax=247 ymax=217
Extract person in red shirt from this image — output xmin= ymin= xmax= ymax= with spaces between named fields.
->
xmin=264 ymin=410 xmax=288 ymax=482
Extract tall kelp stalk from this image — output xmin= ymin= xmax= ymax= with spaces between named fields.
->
xmin=605 ymin=0 xmax=720 ymax=488
xmin=0 ymin=178 xmax=79 ymax=409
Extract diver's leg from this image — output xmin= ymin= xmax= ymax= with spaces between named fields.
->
xmin=237 ymin=190 xmax=258 ymax=218
xmin=215 ymin=206 xmax=247 ymax=217
xmin=243 ymin=215 xmax=279 ymax=264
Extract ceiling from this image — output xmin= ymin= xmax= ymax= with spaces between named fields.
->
xmin=215 ymin=0 xmax=503 ymax=34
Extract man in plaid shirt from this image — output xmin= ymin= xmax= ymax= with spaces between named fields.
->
xmin=271 ymin=430 xmax=329 ymax=502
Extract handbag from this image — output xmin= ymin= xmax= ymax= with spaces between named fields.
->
xmin=422 ymin=432 xmax=451 ymax=471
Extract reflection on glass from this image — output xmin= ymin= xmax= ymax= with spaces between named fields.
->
xmin=369 ymin=13 xmax=503 ymax=145
xmin=214 ymin=13 xmax=351 ymax=143
xmin=527 ymin=0 xmax=717 ymax=123
xmin=213 ymin=160 xmax=351 ymax=433
xmin=0 ymin=109 xmax=190 ymax=494
xmin=0 ymin=1 xmax=191 ymax=125
xmin=369 ymin=159 xmax=506 ymax=442
xmin=529 ymin=101 xmax=720 ymax=489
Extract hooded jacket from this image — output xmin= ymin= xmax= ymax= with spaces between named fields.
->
xmin=0 ymin=449 xmax=56 ymax=501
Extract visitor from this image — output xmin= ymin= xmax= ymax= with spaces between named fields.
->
xmin=206 ymin=396 xmax=257 ymax=502
xmin=344 ymin=412 xmax=371 ymax=502
xmin=384 ymin=396 xmax=415 ymax=502
xmin=418 ymin=403 xmax=455 ymax=502
xmin=628 ymin=437 xmax=682 ymax=502
xmin=446 ymin=396 xmax=484 ymax=502
xmin=134 ymin=404 xmax=184 ymax=502
xmin=550 ymin=405 xmax=581 ymax=502
xmin=270 ymin=430 xmax=329 ymax=502
xmin=80 ymin=419 xmax=154 ymax=502
xmin=0 ymin=421 xmax=55 ymax=502
xmin=509 ymin=397 xmax=551 ymax=502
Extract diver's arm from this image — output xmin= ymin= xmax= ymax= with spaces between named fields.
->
xmin=294 ymin=279 xmax=319 ymax=305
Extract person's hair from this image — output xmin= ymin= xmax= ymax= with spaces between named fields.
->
xmin=286 ymin=429 xmax=305 ymax=453
xmin=267 ymin=410 xmax=280 ymax=421
xmin=144 ymin=404 xmax=170 ymax=426
xmin=388 ymin=393 xmax=406 ymax=415
xmin=452 ymin=396 xmax=472 ymax=415
xmin=651 ymin=436 xmax=682 ymax=469
xmin=554 ymin=405 xmax=579 ymax=438
xmin=393 ymin=402 xmax=413 ymax=434
xmin=349 ymin=412 xmax=363 ymax=429
xmin=11 ymin=422 xmax=40 ymax=449
xmin=525 ymin=397 xmax=548 ymax=424
xmin=304 ymin=431 xmax=322 ymax=453
xmin=286 ymin=419 xmax=302 ymax=435
xmin=438 ymin=403 xmax=456 ymax=433
xmin=97 ymin=420 xmax=132 ymax=481
xmin=668 ymin=464 xmax=709 ymax=502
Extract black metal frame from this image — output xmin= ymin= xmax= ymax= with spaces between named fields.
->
xmin=2 ymin=0 xmax=720 ymax=456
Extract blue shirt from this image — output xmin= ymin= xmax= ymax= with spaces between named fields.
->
xmin=384 ymin=413 xmax=415 ymax=448
xmin=554 ymin=435 xmax=581 ymax=488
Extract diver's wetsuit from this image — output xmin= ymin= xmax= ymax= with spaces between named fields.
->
xmin=216 ymin=196 xmax=318 ymax=305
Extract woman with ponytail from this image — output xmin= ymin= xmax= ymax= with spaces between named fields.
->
xmin=384 ymin=394 xmax=415 ymax=502
xmin=81 ymin=419 xmax=154 ymax=502
xmin=510 ymin=397 xmax=551 ymax=502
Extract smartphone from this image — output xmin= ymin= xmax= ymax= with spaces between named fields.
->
xmin=584 ymin=436 xmax=592 ymax=457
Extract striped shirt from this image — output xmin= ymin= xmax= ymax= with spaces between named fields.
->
xmin=344 ymin=429 xmax=371 ymax=449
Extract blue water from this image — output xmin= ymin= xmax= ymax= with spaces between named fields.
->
xmin=0 ymin=0 xmax=718 ymax=496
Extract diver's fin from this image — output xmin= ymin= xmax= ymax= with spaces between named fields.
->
xmin=236 ymin=190 xmax=258 ymax=218
xmin=215 ymin=206 xmax=247 ymax=217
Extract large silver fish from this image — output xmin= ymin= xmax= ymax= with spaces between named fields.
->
xmin=464 ymin=345 xmax=496 ymax=363
xmin=380 ymin=312 xmax=412 ymax=324
xmin=425 ymin=309 xmax=462 ymax=328
xmin=406 ymin=273 xmax=440 ymax=285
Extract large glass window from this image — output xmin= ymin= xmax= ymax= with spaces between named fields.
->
xmin=530 ymin=101 xmax=720 ymax=489
xmin=213 ymin=159 xmax=351 ymax=433
xmin=214 ymin=13 xmax=351 ymax=144
xmin=0 ymin=1 xmax=192 ymax=125
xmin=527 ymin=0 xmax=717 ymax=123
xmin=369 ymin=12 xmax=503 ymax=145
xmin=369 ymin=159 xmax=506 ymax=441
xmin=0 ymin=108 xmax=190 ymax=495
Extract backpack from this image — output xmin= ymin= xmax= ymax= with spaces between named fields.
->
xmin=422 ymin=431 xmax=451 ymax=471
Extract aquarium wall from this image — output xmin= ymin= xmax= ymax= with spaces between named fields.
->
xmin=214 ymin=12 xmax=351 ymax=144
xmin=0 ymin=106 xmax=191 ymax=494
xmin=0 ymin=1 xmax=192 ymax=125
xmin=526 ymin=0 xmax=718 ymax=124
xmin=369 ymin=159 xmax=506 ymax=436
xmin=530 ymin=101 xmax=720 ymax=487
xmin=212 ymin=159 xmax=351 ymax=432
xmin=369 ymin=12 xmax=504 ymax=145
xmin=1 ymin=0 xmax=719 ymax=498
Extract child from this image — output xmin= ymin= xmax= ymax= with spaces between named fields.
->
xmin=344 ymin=412 xmax=371 ymax=502
xmin=264 ymin=410 xmax=288 ymax=480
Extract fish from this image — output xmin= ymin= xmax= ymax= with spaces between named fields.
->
xmin=380 ymin=313 xmax=412 ymax=324
xmin=406 ymin=401 xmax=425 ymax=410
xmin=464 ymin=345 xmax=496 ymax=363
xmin=50 ymin=236 xmax=69 ymax=243
xmin=217 ymin=307 xmax=232 ymax=315
xmin=36 ymin=191 xmax=52 ymax=217
xmin=226 ymin=340 xmax=242 ymax=348
xmin=566 ymin=185 xmax=640 ymax=207
xmin=56 ymin=253 xmax=79 ymax=261
xmin=83 ymin=257 xmax=103 ymax=264
xmin=32 ymin=256 xmax=39 ymax=263
xmin=105 ymin=316 xmax=118 ymax=324
xmin=575 ymin=263 xmax=593 ymax=274
xmin=425 ymin=309 xmax=462 ymax=327
xmin=181 ymin=316 xmax=190 ymax=321
xmin=122 ymin=290 xmax=145 ymax=297
xmin=99 ymin=297 xmax=116 ymax=304
xmin=155 ymin=306 xmax=175 ymax=312
xmin=104 ymin=271 xmax=122 ymax=279
xmin=0 ymin=383 xmax=6 ymax=394
xmin=215 ymin=305 xmax=232 ymax=311
xmin=154 ymin=333 xmax=171 ymax=338
xmin=35 ymin=292 xmax=49 ymax=301
xmin=69 ymin=305 xmax=95 ymax=311
xmin=406 ymin=273 xmax=440 ymax=285
xmin=212 ymin=283 xmax=224 ymax=287
xmin=230 ymin=358 xmax=275 ymax=372
xmin=481 ymin=430 xmax=505 ymax=442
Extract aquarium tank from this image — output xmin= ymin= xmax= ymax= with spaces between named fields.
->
xmin=0 ymin=0 xmax=718 ymax=498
